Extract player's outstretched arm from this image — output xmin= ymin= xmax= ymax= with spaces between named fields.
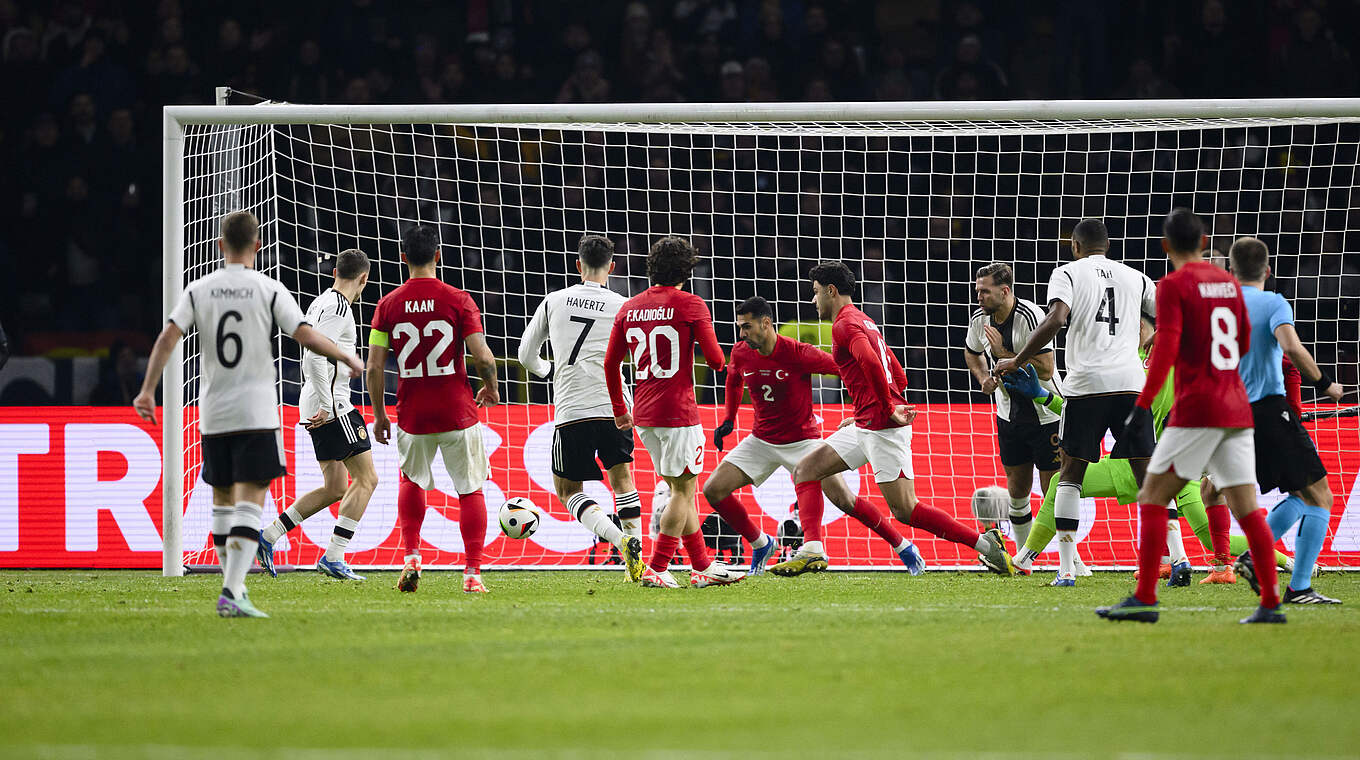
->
xmin=1276 ymin=323 xmax=1344 ymax=402
xmin=963 ymin=350 xmax=998 ymax=395
xmin=603 ymin=321 xmax=631 ymax=430
xmin=294 ymin=324 xmax=364 ymax=377
xmin=994 ymin=301 xmax=1069 ymax=377
xmin=133 ymin=322 xmax=184 ymax=424
xmin=715 ymin=357 xmax=744 ymax=451
xmin=365 ymin=341 xmax=391 ymax=444
xmin=466 ymin=332 xmax=500 ymax=408
xmin=516 ymin=300 xmax=552 ymax=378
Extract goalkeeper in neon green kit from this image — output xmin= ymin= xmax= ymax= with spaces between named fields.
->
xmin=1005 ymin=320 xmax=1292 ymax=583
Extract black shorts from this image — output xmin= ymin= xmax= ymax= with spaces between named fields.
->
xmin=307 ymin=409 xmax=372 ymax=462
xmin=997 ymin=417 xmax=1061 ymax=470
xmin=201 ymin=430 xmax=287 ymax=488
xmin=1252 ymin=395 xmax=1327 ymax=493
xmin=552 ymin=418 xmax=634 ymax=482
xmin=1059 ymin=393 xmax=1156 ymax=463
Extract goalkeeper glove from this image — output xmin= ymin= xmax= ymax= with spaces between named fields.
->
xmin=713 ymin=420 xmax=735 ymax=452
xmin=1001 ymin=364 xmax=1046 ymax=400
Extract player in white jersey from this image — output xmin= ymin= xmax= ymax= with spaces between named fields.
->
xmin=963 ymin=262 xmax=1063 ymax=549
xmin=517 ymin=235 xmax=645 ymax=581
xmin=994 ymin=219 xmax=1157 ymax=585
xmin=256 ymin=249 xmax=378 ymax=582
xmin=134 ymin=211 xmax=362 ymax=617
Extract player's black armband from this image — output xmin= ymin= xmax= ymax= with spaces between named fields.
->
xmin=1312 ymin=373 xmax=1334 ymax=392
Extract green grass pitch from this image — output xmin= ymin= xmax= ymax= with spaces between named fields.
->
xmin=3 ymin=569 xmax=1359 ymax=760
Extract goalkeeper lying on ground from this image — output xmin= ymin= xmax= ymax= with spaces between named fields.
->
xmin=1004 ymin=352 xmax=1293 ymax=584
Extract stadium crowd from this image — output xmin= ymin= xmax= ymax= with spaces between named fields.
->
xmin=1 ymin=0 xmax=1358 ymax=403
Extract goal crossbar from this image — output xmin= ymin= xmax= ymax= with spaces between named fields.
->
xmin=161 ymin=98 xmax=1360 ymax=576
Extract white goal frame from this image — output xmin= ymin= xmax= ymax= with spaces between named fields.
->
xmin=160 ymin=98 xmax=1360 ymax=576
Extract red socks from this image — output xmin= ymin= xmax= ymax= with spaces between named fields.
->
xmin=850 ymin=497 xmax=905 ymax=546
xmin=1239 ymin=508 xmax=1282 ymax=608
xmin=1136 ymin=503 xmax=1168 ymax=605
xmin=908 ymin=502 xmax=981 ymax=548
xmin=649 ymin=533 xmax=679 ymax=573
xmin=397 ymin=472 xmax=426 ymax=557
xmin=794 ymin=480 xmax=825 ymax=542
xmin=459 ymin=490 xmax=487 ymax=573
xmin=1206 ymin=503 xmax=1232 ymax=565
xmin=712 ymin=495 xmax=763 ymax=543
xmin=682 ymin=530 xmax=712 ymax=572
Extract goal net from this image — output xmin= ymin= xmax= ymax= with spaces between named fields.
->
xmin=164 ymin=101 xmax=1360 ymax=573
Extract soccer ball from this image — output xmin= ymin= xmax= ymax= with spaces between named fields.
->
xmin=498 ymin=497 xmax=542 ymax=539
xmin=970 ymin=486 xmax=1011 ymax=526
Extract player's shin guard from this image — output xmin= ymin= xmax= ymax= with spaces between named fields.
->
xmin=649 ymin=533 xmax=679 ymax=573
xmin=1291 ymin=506 xmax=1329 ymax=591
xmin=211 ymin=506 xmax=232 ymax=569
xmin=568 ymin=492 xmax=625 ymax=547
xmin=262 ymin=505 xmax=303 ymax=544
xmin=1055 ymin=483 xmax=1082 ymax=578
xmin=1240 ymin=508 xmax=1282 ymax=608
xmin=397 ymin=472 xmax=426 ymax=558
xmin=1267 ymin=495 xmax=1305 ymax=540
xmin=459 ymin=491 xmax=487 ymax=573
xmin=1008 ymin=496 xmax=1034 ymax=547
xmin=1205 ymin=503 xmax=1232 ymax=568
xmin=850 ymin=497 xmax=906 ymax=546
xmin=615 ymin=490 xmax=643 ymax=539
xmin=682 ymin=530 xmax=713 ymax=572
xmin=327 ymin=516 xmax=358 ymax=562
xmin=711 ymin=495 xmax=763 ymax=544
xmin=224 ymin=502 xmax=263 ymax=598
xmin=908 ymin=502 xmax=982 ymax=548
xmin=794 ymin=480 xmax=825 ymax=543
xmin=1136 ymin=504 xmax=1168 ymax=605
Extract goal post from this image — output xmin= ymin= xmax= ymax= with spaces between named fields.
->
xmin=162 ymin=98 xmax=1360 ymax=576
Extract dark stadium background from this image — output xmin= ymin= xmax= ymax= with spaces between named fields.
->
xmin=2 ymin=0 xmax=1358 ymax=406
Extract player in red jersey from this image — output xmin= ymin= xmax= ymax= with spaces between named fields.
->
xmin=603 ymin=236 xmax=743 ymax=589
xmin=703 ymin=296 xmax=926 ymax=575
xmin=366 ymin=225 xmax=500 ymax=594
xmin=1098 ymin=208 xmax=1283 ymax=624
xmin=778 ymin=261 xmax=1014 ymax=575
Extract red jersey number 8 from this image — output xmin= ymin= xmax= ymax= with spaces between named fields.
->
xmin=626 ymin=325 xmax=680 ymax=380
xmin=1209 ymin=306 xmax=1240 ymax=370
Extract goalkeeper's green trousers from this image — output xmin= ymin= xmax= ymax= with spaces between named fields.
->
xmin=1023 ymin=456 xmax=1290 ymax=567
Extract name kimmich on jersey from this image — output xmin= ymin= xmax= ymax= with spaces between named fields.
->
xmin=167 ymin=263 xmax=308 ymax=436
xmin=1046 ymin=253 xmax=1156 ymax=396
xmin=519 ymin=280 xmax=631 ymax=424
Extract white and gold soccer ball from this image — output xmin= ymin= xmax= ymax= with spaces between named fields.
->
xmin=970 ymin=486 xmax=1011 ymax=527
xmin=498 ymin=497 xmax=542 ymax=539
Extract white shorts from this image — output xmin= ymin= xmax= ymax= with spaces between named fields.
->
xmin=1148 ymin=426 xmax=1255 ymax=489
xmin=637 ymin=424 xmax=705 ymax=478
xmin=723 ymin=435 xmax=823 ymax=486
xmin=396 ymin=424 xmax=489 ymax=495
xmin=825 ymin=424 xmax=914 ymax=483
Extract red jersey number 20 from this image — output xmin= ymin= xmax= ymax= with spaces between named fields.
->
xmin=626 ymin=325 xmax=680 ymax=380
